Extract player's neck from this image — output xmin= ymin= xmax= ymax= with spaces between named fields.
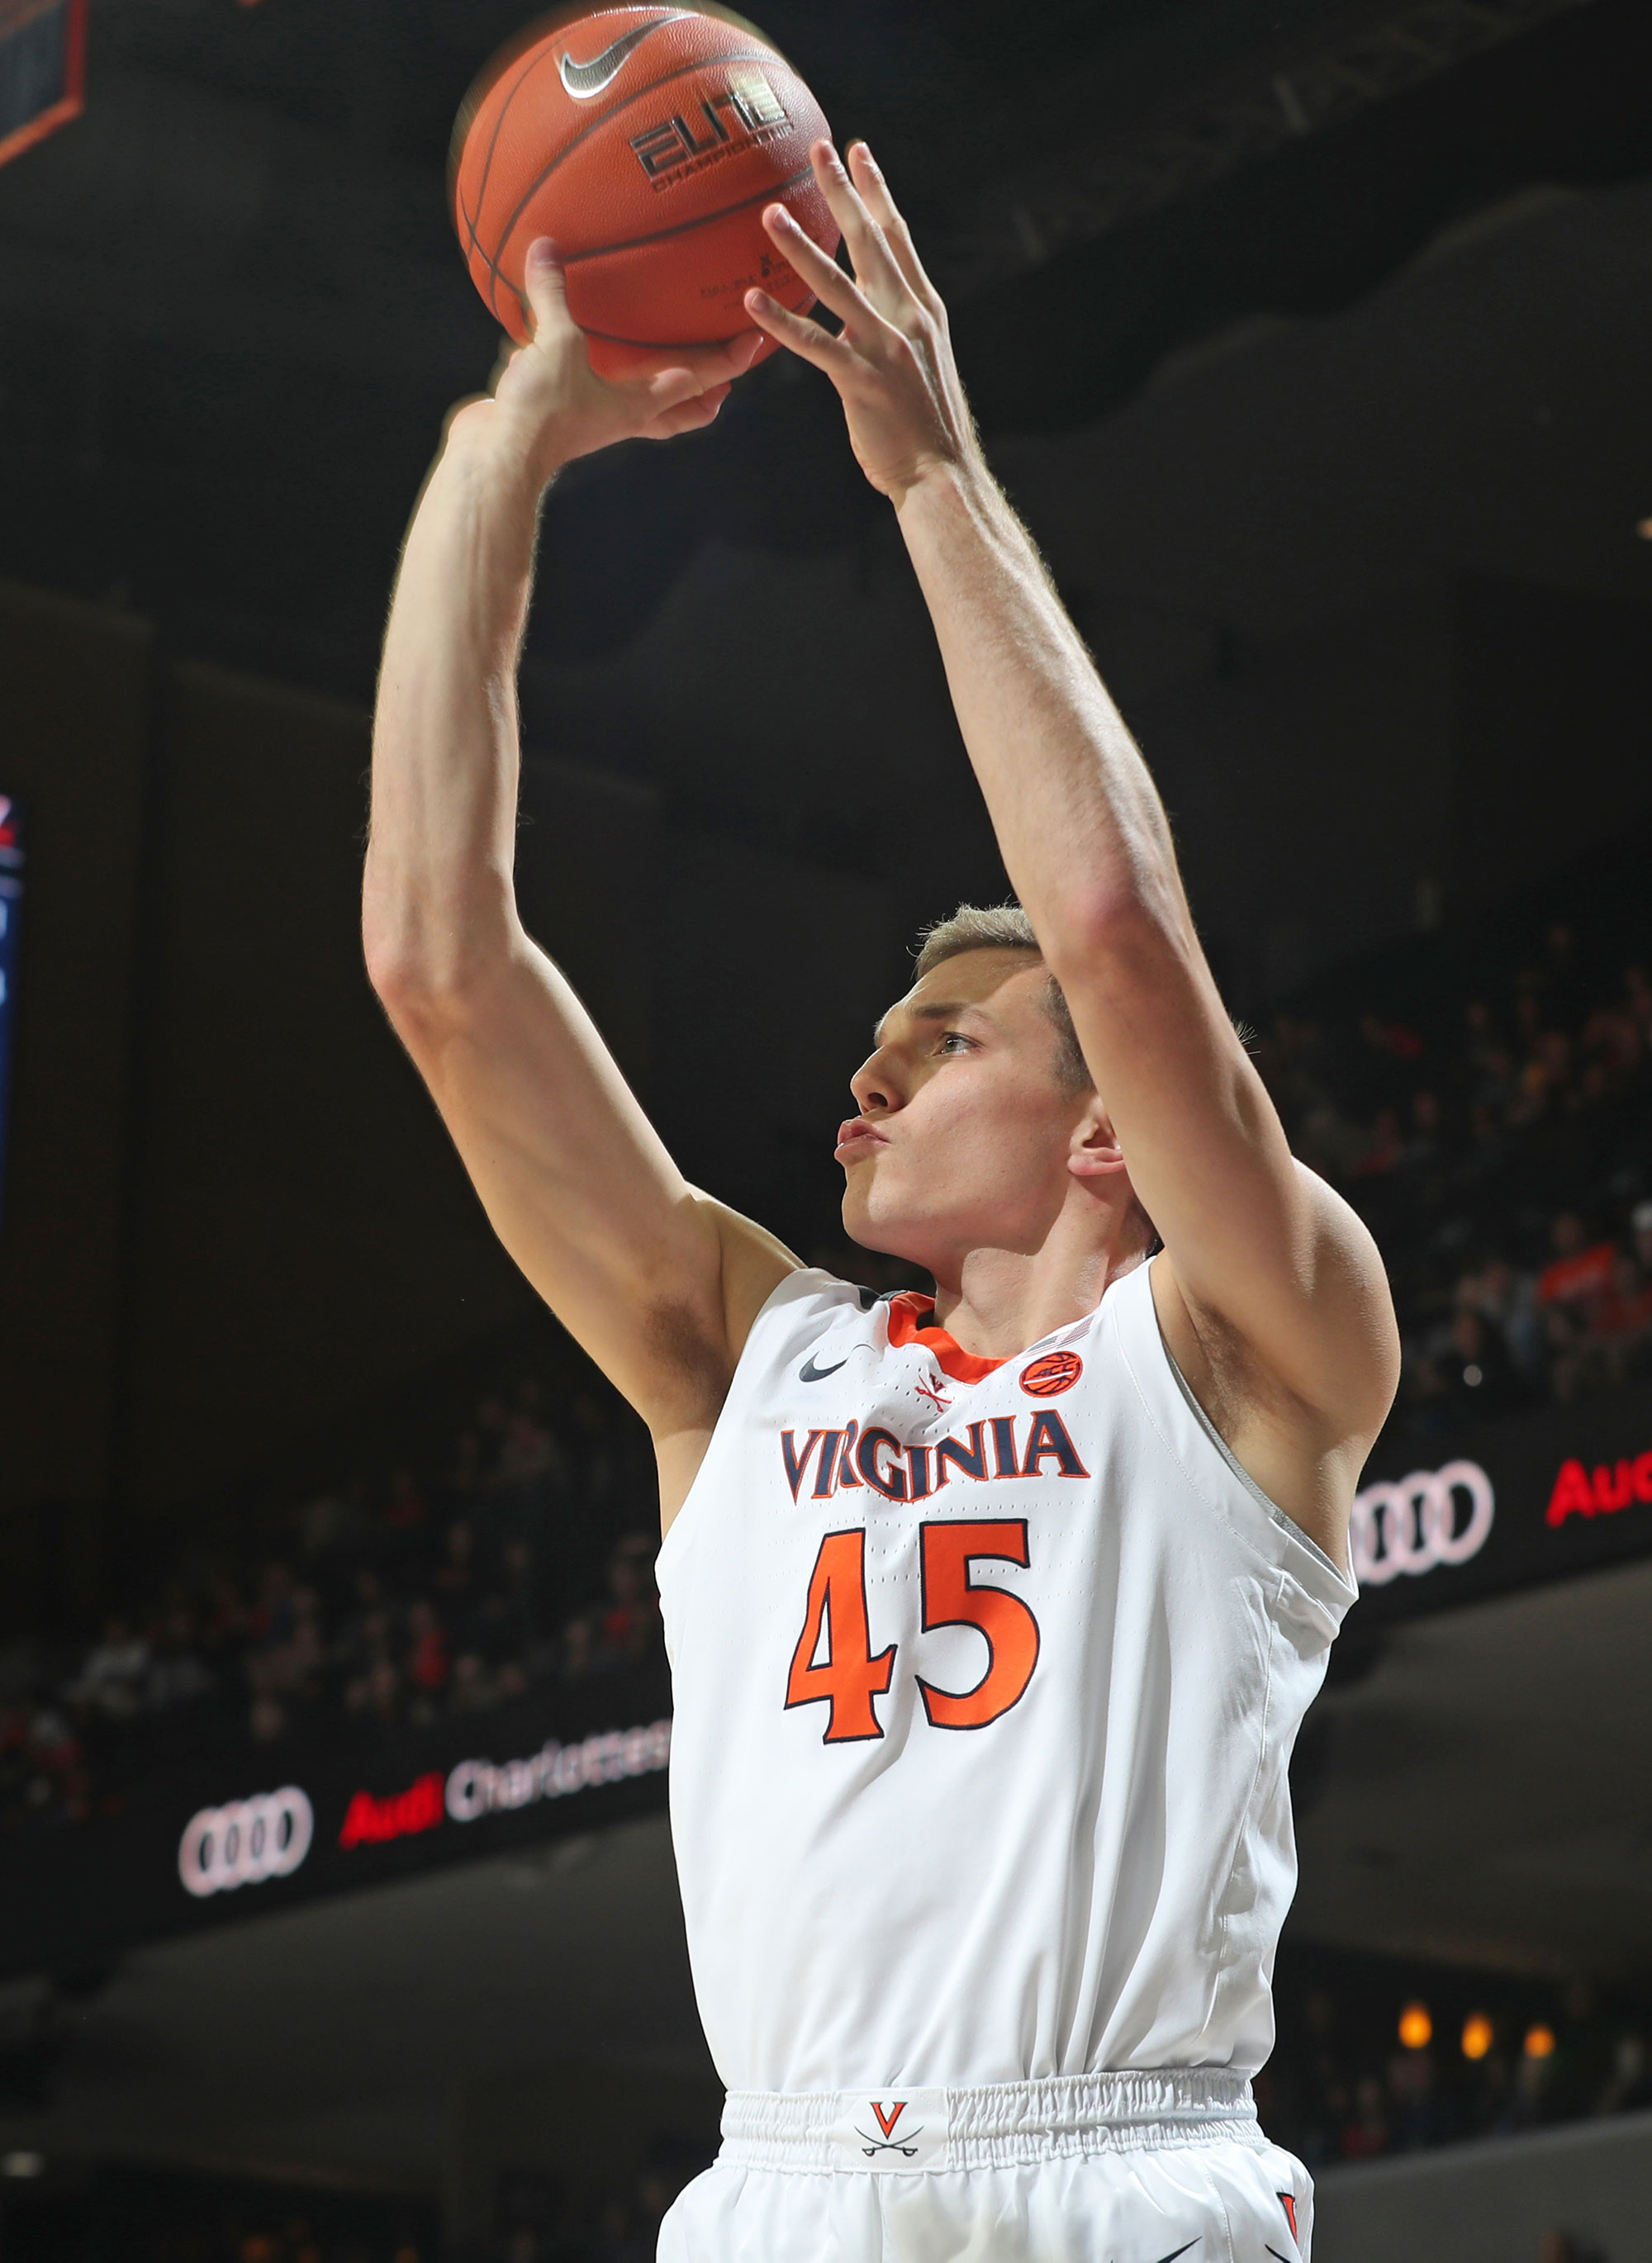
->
xmin=928 ymin=1203 xmax=1149 ymax=1363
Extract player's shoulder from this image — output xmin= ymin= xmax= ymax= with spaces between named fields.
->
xmin=748 ymin=1264 xmax=883 ymax=1341
xmin=725 ymin=1265 xmax=884 ymax=1391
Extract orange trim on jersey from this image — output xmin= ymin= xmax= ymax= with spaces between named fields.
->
xmin=886 ymin=1293 xmax=1006 ymax=1385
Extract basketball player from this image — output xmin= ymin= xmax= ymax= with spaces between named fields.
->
xmin=367 ymin=139 xmax=1398 ymax=2262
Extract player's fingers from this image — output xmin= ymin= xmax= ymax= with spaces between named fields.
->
xmin=670 ymin=330 xmax=763 ymax=387
xmin=637 ymin=366 xmax=717 ymax=415
xmin=636 ymin=334 xmax=757 ymax=413
xmin=847 ymin=143 xmax=944 ymax=315
xmin=744 ymin=287 xmax=853 ymax=376
xmin=615 ymin=341 xmax=755 ymax=411
xmin=809 ymin=140 xmax=907 ymax=315
xmin=762 ymin=205 xmax=872 ymax=334
xmin=650 ymin=382 xmax=731 ymax=438
xmin=520 ymin=237 xmax=580 ymax=343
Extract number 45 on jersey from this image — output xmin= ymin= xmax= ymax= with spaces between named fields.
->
xmin=785 ymin=1520 xmax=1040 ymax=1742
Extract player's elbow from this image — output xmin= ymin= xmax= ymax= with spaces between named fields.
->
xmin=1038 ymin=880 xmax=1191 ymax=997
xmin=363 ymin=927 xmax=434 ymax=1018
xmin=362 ymin=882 xmax=434 ymax=1010
xmin=362 ymin=880 xmax=515 ymax=1028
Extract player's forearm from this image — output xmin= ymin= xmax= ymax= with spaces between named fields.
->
xmin=365 ymin=418 xmax=555 ymax=1002
xmin=895 ymin=459 xmax=1189 ymax=967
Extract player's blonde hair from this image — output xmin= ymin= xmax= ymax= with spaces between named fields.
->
xmin=914 ymin=904 xmax=1090 ymax=1096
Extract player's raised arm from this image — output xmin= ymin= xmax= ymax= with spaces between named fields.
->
xmin=365 ymin=247 xmax=794 ymax=1514
xmin=746 ymin=142 xmax=1398 ymax=1561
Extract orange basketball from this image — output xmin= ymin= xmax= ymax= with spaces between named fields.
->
xmin=451 ymin=5 xmax=839 ymax=377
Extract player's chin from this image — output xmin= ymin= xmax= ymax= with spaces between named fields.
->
xmin=840 ymin=1184 xmax=927 ymax=1265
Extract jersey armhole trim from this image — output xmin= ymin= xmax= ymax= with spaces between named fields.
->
xmin=1157 ymin=1323 xmax=1355 ymax=1596
xmin=1127 ymin=1260 xmax=1357 ymax=1615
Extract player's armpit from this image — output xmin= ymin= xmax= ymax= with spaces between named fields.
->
xmin=1149 ymin=1193 xmax=1395 ymax=1570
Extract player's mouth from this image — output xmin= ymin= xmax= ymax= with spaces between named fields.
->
xmin=835 ymin=1118 xmax=889 ymax=1163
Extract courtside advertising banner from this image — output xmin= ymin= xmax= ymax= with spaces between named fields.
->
xmin=1348 ymin=1383 xmax=1652 ymax=1625
xmin=0 ymin=1659 xmax=672 ymax=1983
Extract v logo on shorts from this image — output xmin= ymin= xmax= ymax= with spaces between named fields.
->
xmin=854 ymin=2097 xmax=923 ymax=2157
xmin=831 ymin=2085 xmax=945 ymax=2172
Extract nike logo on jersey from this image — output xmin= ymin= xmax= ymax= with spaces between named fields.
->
xmin=798 ymin=1354 xmax=847 ymax=1383
xmin=1150 ymin=2246 xmax=1199 ymax=2263
xmin=559 ymin=17 xmax=674 ymax=98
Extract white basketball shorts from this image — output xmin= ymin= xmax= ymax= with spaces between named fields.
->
xmin=657 ymin=2071 xmax=1313 ymax=2262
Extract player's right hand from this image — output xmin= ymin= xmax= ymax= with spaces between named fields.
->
xmin=446 ymin=238 xmax=762 ymax=482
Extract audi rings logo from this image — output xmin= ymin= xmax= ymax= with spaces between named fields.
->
xmin=1351 ymin=1459 xmax=1495 ymax=1587
xmin=178 ymin=1786 xmax=315 ymax=1900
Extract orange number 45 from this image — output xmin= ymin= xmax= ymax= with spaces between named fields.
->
xmin=785 ymin=1521 xmax=1039 ymax=1744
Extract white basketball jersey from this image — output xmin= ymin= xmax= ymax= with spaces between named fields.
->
xmin=657 ymin=1258 xmax=1354 ymax=2096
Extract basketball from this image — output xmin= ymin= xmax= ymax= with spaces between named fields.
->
xmin=451 ymin=5 xmax=839 ymax=377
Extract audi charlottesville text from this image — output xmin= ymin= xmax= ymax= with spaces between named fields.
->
xmin=178 ymin=1719 xmax=672 ymax=1900
xmin=1545 ymin=1445 xmax=1652 ymax=1525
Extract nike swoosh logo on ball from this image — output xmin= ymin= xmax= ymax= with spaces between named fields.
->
xmin=559 ymin=18 xmax=674 ymax=99
xmin=799 ymin=1354 xmax=847 ymax=1383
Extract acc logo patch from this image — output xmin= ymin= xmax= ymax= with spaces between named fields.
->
xmin=1020 ymin=1350 xmax=1082 ymax=1397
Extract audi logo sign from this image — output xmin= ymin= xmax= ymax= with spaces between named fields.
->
xmin=178 ymin=1786 xmax=315 ymax=1899
xmin=1351 ymin=1459 xmax=1495 ymax=1587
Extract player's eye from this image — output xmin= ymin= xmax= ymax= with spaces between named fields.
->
xmin=938 ymin=1031 xmax=973 ymax=1055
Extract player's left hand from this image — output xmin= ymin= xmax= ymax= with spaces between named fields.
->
xmin=747 ymin=141 xmax=980 ymax=505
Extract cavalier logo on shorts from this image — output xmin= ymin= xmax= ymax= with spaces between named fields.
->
xmin=856 ymin=2099 xmax=921 ymax=2157
xmin=831 ymin=2085 xmax=947 ymax=2172
xmin=1020 ymin=1349 xmax=1082 ymax=1397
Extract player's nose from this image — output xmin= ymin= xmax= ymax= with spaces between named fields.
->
xmin=849 ymin=1050 xmax=900 ymax=1115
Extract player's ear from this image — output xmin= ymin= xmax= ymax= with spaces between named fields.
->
xmin=1067 ymin=1101 xmax=1127 ymax=1181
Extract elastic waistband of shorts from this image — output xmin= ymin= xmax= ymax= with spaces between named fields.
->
xmin=719 ymin=2070 xmax=1263 ymax=2175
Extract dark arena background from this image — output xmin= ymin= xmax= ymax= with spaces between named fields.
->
xmin=2 ymin=0 xmax=1652 ymax=2258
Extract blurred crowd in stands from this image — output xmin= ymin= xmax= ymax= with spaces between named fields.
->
xmin=487 ymin=2155 xmax=710 ymax=2263
xmin=0 ymin=2163 xmax=441 ymax=2263
xmin=0 ymin=1369 xmax=664 ymax=1832
xmin=0 ymin=2147 xmax=708 ymax=2263
xmin=1262 ymin=1962 xmax=1652 ymax=2170
xmin=1256 ymin=921 xmax=1652 ymax=1433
